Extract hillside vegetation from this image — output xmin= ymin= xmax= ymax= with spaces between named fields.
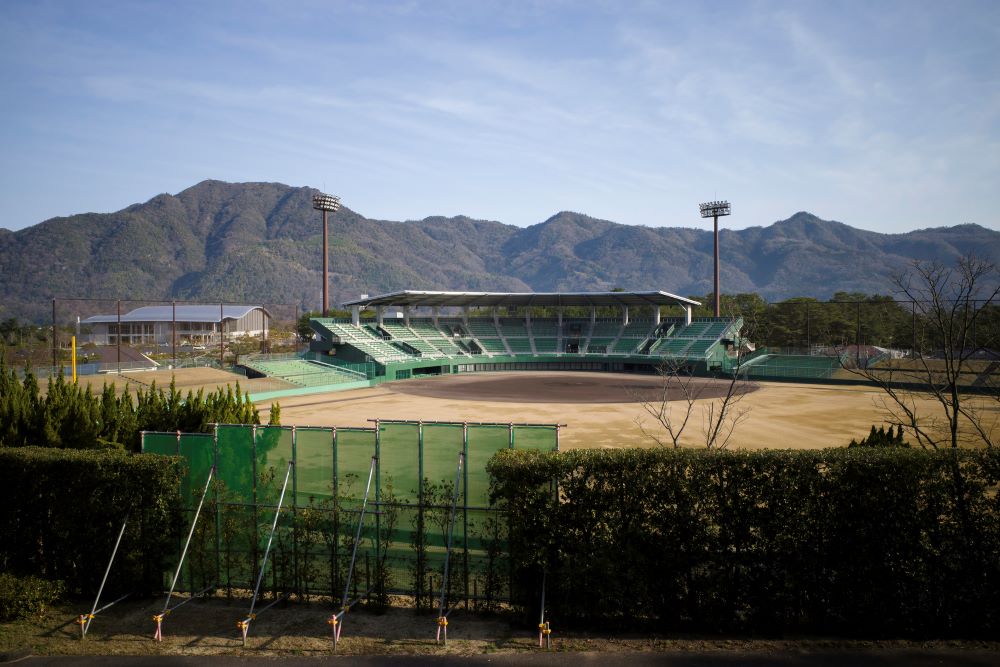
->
xmin=1 ymin=180 xmax=997 ymax=322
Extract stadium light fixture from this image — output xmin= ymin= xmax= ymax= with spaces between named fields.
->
xmin=313 ymin=193 xmax=342 ymax=317
xmin=699 ymin=200 xmax=731 ymax=318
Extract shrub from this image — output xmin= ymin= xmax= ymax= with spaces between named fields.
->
xmin=0 ymin=358 xmax=260 ymax=451
xmin=488 ymin=447 xmax=1000 ymax=637
xmin=0 ymin=573 xmax=66 ymax=621
xmin=0 ymin=447 xmax=183 ymax=597
xmin=848 ymin=424 xmax=909 ymax=447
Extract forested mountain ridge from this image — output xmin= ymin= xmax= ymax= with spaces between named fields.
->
xmin=1 ymin=180 xmax=997 ymax=322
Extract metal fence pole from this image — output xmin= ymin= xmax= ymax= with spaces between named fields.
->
xmin=219 ymin=303 xmax=225 ymax=367
xmin=805 ymin=301 xmax=810 ymax=351
xmin=213 ymin=425 xmax=221 ymax=592
xmin=82 ymin=515 xmax=130 ymax=638
xmin=116 ymin=300 xmax=121 ymax=374
xmin=462 ymin=423 xmax=470 ymax=610
xmin=251 ymin=425 xmax=259 ymax=586
xmin=172 ymin=301 xmax=177 ymax=367
xmin=51 ymin=299 xmax=57 ymax=372
xmin=374 ymin=420 xmax=382 ymax=605
xmin=292 ymin=426 xmax=299 ymax=598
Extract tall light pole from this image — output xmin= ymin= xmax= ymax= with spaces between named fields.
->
xmin=699 ymin=200 xmax=731 ymax=318
xmin=312 ymin=192 xmax=341 ymax=317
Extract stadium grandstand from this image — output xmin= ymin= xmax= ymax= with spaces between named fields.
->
xmin=238 ymin=291 xmax=748 ymax=391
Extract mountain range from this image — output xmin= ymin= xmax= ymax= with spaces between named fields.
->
xmin=1 ymin=180 xmax=998 ymax=323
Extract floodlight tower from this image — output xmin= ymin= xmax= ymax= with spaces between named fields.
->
xmin=312 ymin=192 xmax=341 ymax=317
xmin=699 ymin=200 xmax=731 ymax=318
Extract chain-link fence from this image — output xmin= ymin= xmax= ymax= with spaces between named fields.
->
xmin=16 ymin=298 xmax=301 ymax=379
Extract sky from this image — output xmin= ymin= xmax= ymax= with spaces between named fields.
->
xmin=1 ymin=0 xmax=998 ymax=233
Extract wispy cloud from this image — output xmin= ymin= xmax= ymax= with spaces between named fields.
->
xmin=1 ymin=0 xmax=998 ymax=231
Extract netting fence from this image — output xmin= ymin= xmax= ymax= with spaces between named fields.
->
xmin=20 ymin=298 xmax=301 ymax=378
xmin=141 ymin=420 xmax=559 ymax=609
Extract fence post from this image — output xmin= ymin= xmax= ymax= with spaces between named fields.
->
xmin=375 ymin=420 xmax=382 ymax=605
xmin=332 ymin=427 xmax=340 ymax=596
xmin=463 ymin=423 xmax=470 ymax=610
xmin=292 ymin=425 xmax=299 ymax=598
xmin=856 ymin=300 xmax=861 ymax=366
xmin=219 ymin=303 xmax=225 ymax=368
xmin=805 ymin=301 xmax=810 ymax=351
xmin=418 ymin=421 xmax=425 ymax=609
xmin=251 ymin=425 xmax=259 ymax=589
xmin=51 ymin=299 xmax=57 ymax=372
xmin=213 ymin=425 xmax=222 ymax=593
xmin=172 ymin=301 xmax=177 ymax=367
xmin=116 ymin=300 xmax=122 ymax=374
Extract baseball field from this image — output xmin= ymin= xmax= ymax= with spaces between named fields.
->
xmin=255 ymin=371 xmax=998 ymax=450
xmin=58 ymin=367 xmax=996 ymax=449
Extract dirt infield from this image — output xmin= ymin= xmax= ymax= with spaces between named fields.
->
xmin=46 ymin=367 xmax=293 ymax=397
xmin=388 ymin=372 xmax=757 ymax=404
xmin=261 ymin=371 xmax=999 ymax=450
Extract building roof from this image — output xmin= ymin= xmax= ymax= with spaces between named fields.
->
xmin=342 ymin=290 xmax=701 ymax=309
xmin=82 ymin=305 xmax=270 ymax=325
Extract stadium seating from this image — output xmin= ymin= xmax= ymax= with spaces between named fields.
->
xmin=633 ymin=317 xmax=741 ymax=360
xmin=586 ymin=337 xmax=615 ymax=354
xmin=312 ymin=314 xmax=742 ymax=366
xmin=618 ymin=320 xmax=655 ymax=338
xmin=499 ymin=319 xmax=529 ymax=337
xmin=530 ymin=319 xmax=559 ymax=336
xmin=506 ymin=338 xmax=533 ymax=353
xmin=478 ymin=338 xmax=509 ymax=353
xmin=611 ymin=337 xmax=641 ymax=354
xmin=683 ymin=339 xmax=716 ymax=357
xmin=676 ymin=321 xmax=711 ymax=338
xmin=244 ymin=358 xmax=366 ymax=388
xmin=311 ymin=320 xmax=415 ymax=363
xmin=590 ymin=321 xmax=623 ymax=337
xmin=466 ymin=320 xmax=499 ymax=338
xmin=534 ymin=337 xmax=559 ymax=353
xmin=739 ymin=354 xmax=839 ymax=379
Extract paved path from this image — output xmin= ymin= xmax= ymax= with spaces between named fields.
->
xmin=8 ymin=650 xmax=1000 ymax=666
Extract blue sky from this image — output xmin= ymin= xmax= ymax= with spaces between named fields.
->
xmin=1 ymin=0 xmax=998 ymax=233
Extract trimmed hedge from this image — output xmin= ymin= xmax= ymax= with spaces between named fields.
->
xmin=488 ymin=448 xmax=1000 ymax=637
xmin=0 ymin=447 xmax=183 ymax=597
xmin=0 ymin=573 xmax=65 ymax=621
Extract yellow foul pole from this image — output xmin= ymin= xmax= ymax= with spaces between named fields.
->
xmin=71 ymin=335 xmax=77 ymax=383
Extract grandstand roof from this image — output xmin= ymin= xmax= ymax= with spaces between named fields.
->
xmin=343 ymin=290 xmax=701 ymax=309
xmin=82 ymin=305 xmax=270 ymax=324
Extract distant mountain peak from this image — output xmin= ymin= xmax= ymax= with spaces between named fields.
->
xmin=1 ymin=180 xmax=998 ymax=323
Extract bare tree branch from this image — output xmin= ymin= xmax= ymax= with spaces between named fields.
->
xmin=634 ymin=305 xmax=758 ymax=450
xmin=842 ymin=254 xmax=1000 ymax=449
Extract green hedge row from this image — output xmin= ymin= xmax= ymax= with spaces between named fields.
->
xmin=488 ymin=448 xmax=1000 ymax=637
xmin=0 ymin=573 xmax=65 ymax=621
xmin=0 ymin=447 xmax=183 ymax=597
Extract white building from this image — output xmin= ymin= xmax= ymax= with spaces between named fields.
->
xmin=82 ymin=305 xmax=270 ymax=345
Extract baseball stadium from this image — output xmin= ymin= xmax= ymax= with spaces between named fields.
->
xmin=202 ymin=285 xmax=981 ymax=450
xmin=9 ymin=205 xmax=1000 ymax=650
